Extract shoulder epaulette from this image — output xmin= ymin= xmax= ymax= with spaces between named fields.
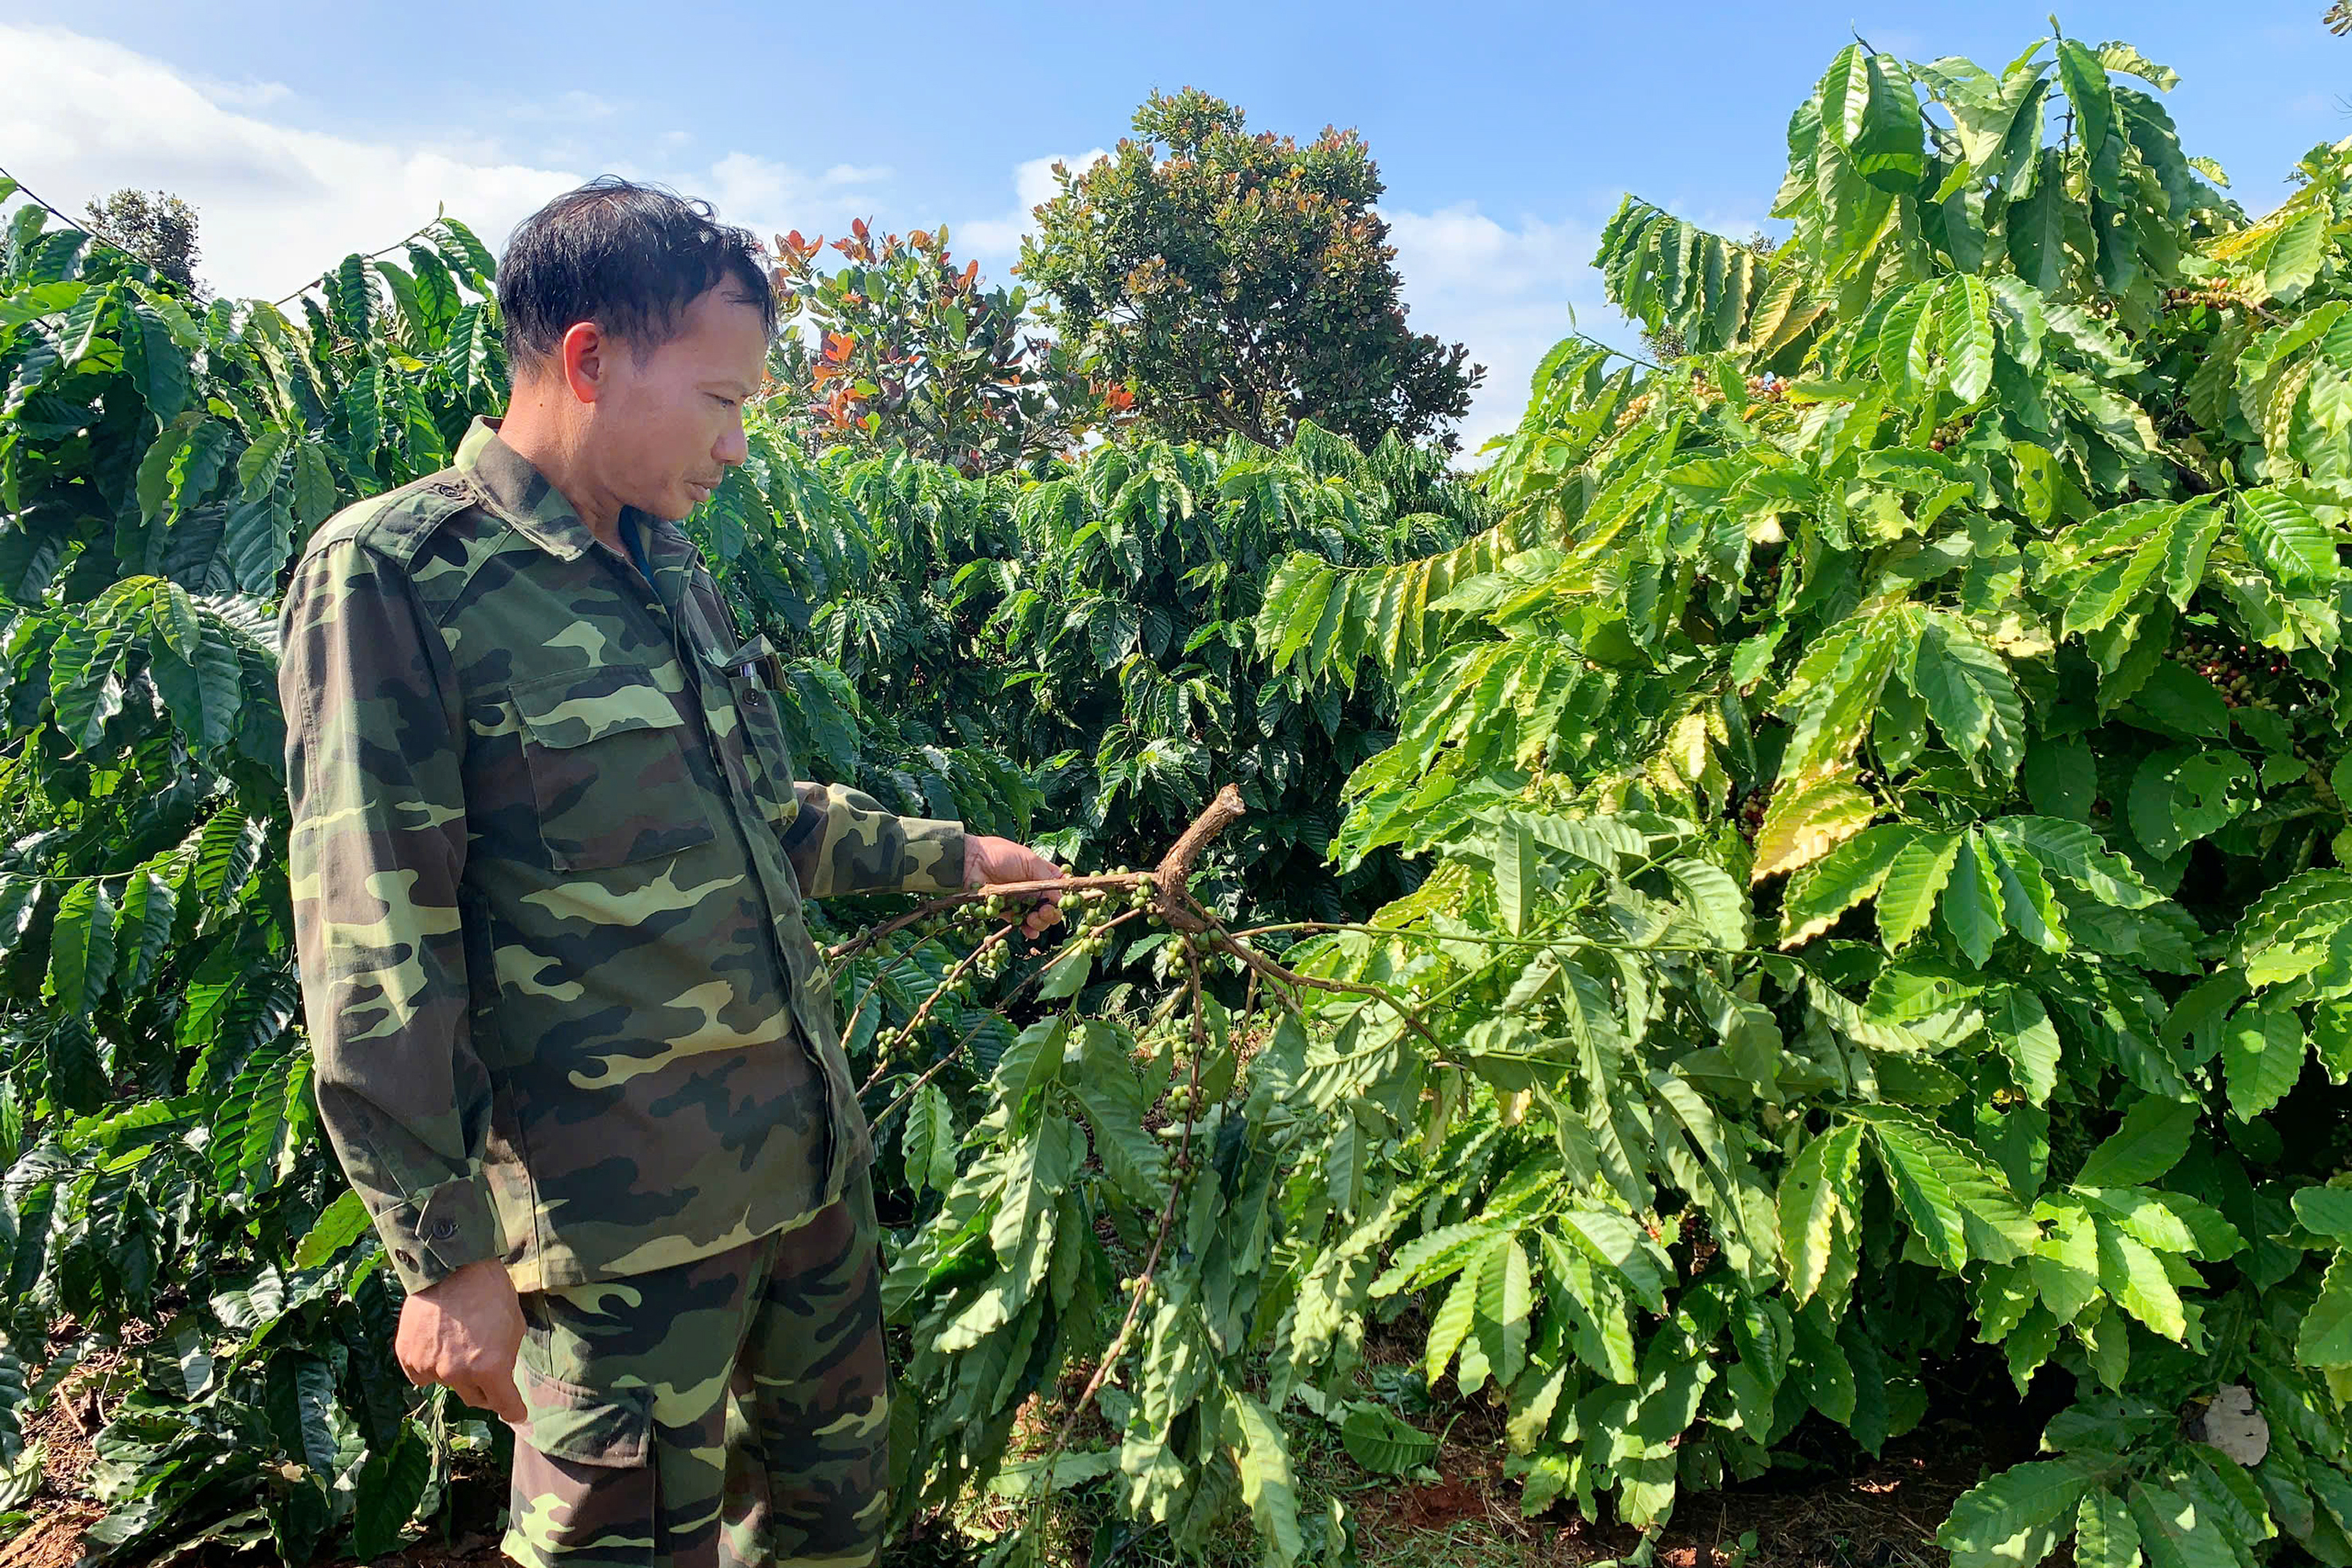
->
xmin=300 ymin=471 xmax=479 ymax=569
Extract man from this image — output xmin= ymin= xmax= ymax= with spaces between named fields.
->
xmin=279 ymin=178 xmax=1063 ymax=1568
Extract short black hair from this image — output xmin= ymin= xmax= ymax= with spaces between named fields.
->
xmin=497 ymin=177 xmax=776 ymax=367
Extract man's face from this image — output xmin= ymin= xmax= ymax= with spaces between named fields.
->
xmin=586 ymin=284 xmax=769 ymax=522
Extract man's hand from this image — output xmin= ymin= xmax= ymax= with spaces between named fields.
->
xmin=396 ymin=1258 xmax=527 ymax=1424
xmin=965 ymin=836 xmax=1068 ymax=938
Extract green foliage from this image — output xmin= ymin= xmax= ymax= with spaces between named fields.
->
xmin=0 ymin=176 xmax=1444 ymax=1560
xmin=1229 ymin=29 xmax=2352 ymax=1566
xmin=713 ymin=408 xmax=1483 ymax=919
xmin=1019 ymin=88 xmax=1481 ymax=452
xmin=765 ymin=220 xmax=1115 ymax=475
xmin=0 ymin=197 xmax=509 ymax=1559
xmin=1597 ymin=199 xmax=1775 ymax=358
xmin=25 ymin=25 xmax=2352 ymax=1568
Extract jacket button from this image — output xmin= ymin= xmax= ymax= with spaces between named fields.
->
xmin=429 ymin=1218 xmax=457 ymax=1241
xmin=394 ymin=1249 xmax=418 ymax=1271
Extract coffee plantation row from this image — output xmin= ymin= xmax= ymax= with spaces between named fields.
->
xmin=6 ymin=25 xmax=2352 ymax=1568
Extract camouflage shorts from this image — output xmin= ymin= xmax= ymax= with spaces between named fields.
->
xmin=502 ymin=1173 xmax=886 ymax=1568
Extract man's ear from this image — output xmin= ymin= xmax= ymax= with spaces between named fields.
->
xmin=559 ymin=321 xmax=606 ymax=405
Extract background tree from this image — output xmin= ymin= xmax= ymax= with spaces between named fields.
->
xmin=1019 ymin=88 xmax=1481 ymax=452
xmin=765 ymin=219 xmax=1120 ymax=475
xmin=83 ymin=189 xmax=202 ymax=295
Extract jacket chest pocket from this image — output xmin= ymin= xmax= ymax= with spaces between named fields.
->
xmin=721 ymin=664 xmax=804 ymax=839
xmin=511 ymin=667 xmax=714 ymax=870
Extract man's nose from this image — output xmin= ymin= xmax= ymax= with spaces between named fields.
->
xmin=716 ymin=420 xmax=749 ymax=468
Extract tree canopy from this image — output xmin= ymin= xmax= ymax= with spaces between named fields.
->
xmin=83 ymin=189 xmax=202 ymax=295
xmin=765 ymin=220 xmax=1118 ymax=475
xmin=1019 ymin=88 xmax=1481 ymax=452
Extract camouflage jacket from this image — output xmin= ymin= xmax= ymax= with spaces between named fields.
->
xmin=280 ymin=417 xmax=965 ymax=1296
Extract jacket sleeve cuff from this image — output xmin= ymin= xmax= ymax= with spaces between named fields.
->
xmin=792 ymin=780 xmax=968 ymax=898
xmin=370 ymin=1174 xmax=503 ymax=1294
xmin=894 ymin=818 xmax=969 ymax=896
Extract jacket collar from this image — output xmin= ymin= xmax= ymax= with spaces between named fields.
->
xmin=455 ymin=416 xmax=695 ymax=572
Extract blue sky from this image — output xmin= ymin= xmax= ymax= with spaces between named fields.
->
xmin=4 ymin=1 xmax=2345 ymax=444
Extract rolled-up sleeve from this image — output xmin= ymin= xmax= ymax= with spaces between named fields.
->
xmin=782 ymin=782 xmax=967 ymax=900
xmin=280 ymin=536 xmax=500 ymax=1295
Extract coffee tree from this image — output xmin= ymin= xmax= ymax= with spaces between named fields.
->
xmin=0 ymin=184 xmax=514 ymax=1561
xmin=699 ymin=408 xmax=1482 ymax=925
xmin=0 ymin=175 xmax=1444 ymax=1559
xmin=19 ymin=25 xmax=2352 ymax=1568
xmin=1251 ymin=32 xmax=2352 ymax=1566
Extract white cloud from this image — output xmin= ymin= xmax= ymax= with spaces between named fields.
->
xmin=0 ymin=22 xmax=581 ymax=298
xmin=0 ymin=22 xmax=898 ymax=301
xmin=1383 ymin=201 xmax=1629 ymax=452
xmin=957 ymin=150 xmax=1108 ymax=258
xmin=186 ymin=74 xmax=295 ymax=112
xmin=698 ymin=155 xmax=894 ymax=250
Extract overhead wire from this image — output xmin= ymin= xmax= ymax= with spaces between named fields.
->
xmin=0 ymin=160 xmax=178 ymax=279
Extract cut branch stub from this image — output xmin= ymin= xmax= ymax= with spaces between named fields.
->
xmin=1154 ymin=784 xmax=1246 ymax=932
